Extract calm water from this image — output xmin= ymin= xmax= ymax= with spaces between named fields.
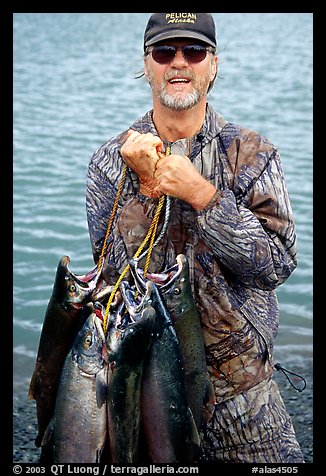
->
xmin=13 ymin=13 xmax=313 ymax=391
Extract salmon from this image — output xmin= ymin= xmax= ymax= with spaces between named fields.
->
xmin=139 ymin=281 xmax=200 ymax=463
xmin=40 ymin=310 xmax=108 ymax=463
xmin=28 ymin=255 xmax=102 ymax=447
xmin=106 ymin=281 xmax=156 ymax=463
xmin=130 ymin=254 xmax=216 ymax=432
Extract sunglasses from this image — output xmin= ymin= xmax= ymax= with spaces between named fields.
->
xmin=148 ymin=44 xmax=212 ymax=65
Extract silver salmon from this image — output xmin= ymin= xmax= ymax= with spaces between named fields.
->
xmin=106 ymin=281 xmax=156 ymax=463
xmin=41 ymin=309 xmax=108 ymax=463
xmin=28 ymin=255 xmax=102 ymax=448
xmin=130 ymin=254 xmax=216 ymax=432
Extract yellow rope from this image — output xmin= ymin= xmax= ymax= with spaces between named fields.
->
xmin=102 ymin=195 xmax=166 ymax=334
xmin=143 ymin=206 xmax=161 ymax=277
xmin=142 ymin=146 xmax=170 ymax=279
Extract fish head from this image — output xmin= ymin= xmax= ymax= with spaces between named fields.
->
xmin=52 ymin=256 xmax=103 ymax=312
xmin=119 ymin=280 xmax=150 ymax=320
xmin=160 ymin=255 xmax=191 ymax=315
xmin=119 ymin=279 xmax=163 ymax=326
xmin=130 ymin=254 xmax=191 ymax=318
xmin=72 ymin=311 xmax=108 ymax=375
xmin=106 ymin=281 xmax=156 ymax=364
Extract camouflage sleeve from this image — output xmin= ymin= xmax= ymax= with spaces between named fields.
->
xmin=86 ymin=140 xmax=128 ymax=263
xmin=196 ymin=148 xmax=297 ymax=290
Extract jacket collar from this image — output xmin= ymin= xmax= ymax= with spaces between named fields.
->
xmin=130 ymin=103 xmax=228 ymax=157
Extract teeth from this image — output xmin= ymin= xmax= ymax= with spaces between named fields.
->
xmin=169 ymin=78 xmax=189 ymax=83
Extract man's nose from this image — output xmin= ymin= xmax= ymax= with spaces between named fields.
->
xmin=170 ymin=49 xmax=188 ymax=68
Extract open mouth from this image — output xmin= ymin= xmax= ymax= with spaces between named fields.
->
xmin=168 ymin=77 xmax=190 ymax=85
xmin=168 ymin=77 xmax=191 ymax=87
xmin=68 ymin=264 xmax=100 ymax=290
xmin=60 ymin=256 xmax=104 ymax=305
xmin=130 ymin=255 xmax=183 ymax=293
xmin=71 ymin=266 xmax=99 ymax=286
xmin=146 ymin=262 xmax=181 ymax=291
xmin=145 ymin=270 xmax=175 ymax=285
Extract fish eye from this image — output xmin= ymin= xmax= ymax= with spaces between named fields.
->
xmin=69 ymin=284 xmax=76 ymax=292
xmin=84 ymin=333 xmax=92 ymax=348
xmin=173 ymin=288 xmax=180 ymax=295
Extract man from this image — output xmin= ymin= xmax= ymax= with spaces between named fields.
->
xmin=86 ymin=13 xmax=304 ymax=463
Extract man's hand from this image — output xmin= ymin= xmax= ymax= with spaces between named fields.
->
xmin=153 ymin=154 xmax=217 ymax=210
xmin=121 ymin=130 xmax=217 ymax=209
xmin=121 ymin=130 xmax=163 ymax=198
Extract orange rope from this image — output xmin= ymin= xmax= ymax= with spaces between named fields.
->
xmin=97 ymin=164 xmax=128 ymax=272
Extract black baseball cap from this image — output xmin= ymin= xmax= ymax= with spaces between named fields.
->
xmin=144 ymin=13 xmax=217 ymax=51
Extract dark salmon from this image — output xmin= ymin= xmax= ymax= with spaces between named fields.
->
xmin=139 ymin=281 xmax=200 ymax=463
xmin=130 ymin=254 xmax=216 ymax=432
xmin=28 ymin=255 xmax=102 ymax=448
xmin=106 ymin=281 xmax=156 ymax=463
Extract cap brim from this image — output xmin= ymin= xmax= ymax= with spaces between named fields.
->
xmin=145 ymin=30 xmax=216 ymax=49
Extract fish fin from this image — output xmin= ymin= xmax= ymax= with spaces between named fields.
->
xmin=96 ymin=367 xmax=108 ymax=408
xmin=187 ymin=408 xmax=200 ymax=447
xmin=202 ymin=375 xmax=216 ymax=424
xmin=39 ymin=441 xmax=55 ymax=464
xmin=186 ymin=408 xmax=201 ymax=462
xmin=35 ymin=434 xmax=42 ymax=448
xmin=38 ymin=419 xmax=55 ymax=462
xmin=40 ymin=418 xmax=54 ymax=448
xmin=28 ymin=371 xmax=39 ymax=400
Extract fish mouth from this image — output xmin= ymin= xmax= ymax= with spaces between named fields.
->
xmin=130 ymin=254 xmax=185 ymax=294
xmin=115 ymin=280 xmax=157 ymax=331
xmin=119 ymin=280 xmax=153 ymax=315
xmin=65 ymin=258 xmax=102 ymax=290
xmin=92 ymin=311 xmax=106 ymax=345
xmin=59 ymin=256 xmax=104 ymax=308
xmin=90 ymin=310 xmax=108 ymax=362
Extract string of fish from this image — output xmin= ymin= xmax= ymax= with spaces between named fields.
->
xmin=97 ymin=147 xmax=171 ymax=335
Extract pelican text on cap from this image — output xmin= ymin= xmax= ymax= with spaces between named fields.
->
xmin=166 ymin=13 xmax=197 ymax=24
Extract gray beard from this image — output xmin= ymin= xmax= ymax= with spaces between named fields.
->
xmin=158 ymin=89 xmax=201 ymax=111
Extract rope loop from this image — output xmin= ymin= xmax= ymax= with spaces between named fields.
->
xmin=274 ymin=362 xmax=307 ymax=392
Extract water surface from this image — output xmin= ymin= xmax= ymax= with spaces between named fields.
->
xmin=13 ymin=13 xmax=313 ymax=389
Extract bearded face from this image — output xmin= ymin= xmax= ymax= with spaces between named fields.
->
xmin=144 ymin=52 xmax=217 ymax=111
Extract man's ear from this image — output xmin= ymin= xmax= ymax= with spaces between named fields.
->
xmin=211 ymin=55 xmax=218 ymax=81
xmin=144 ymin=59 xmax=149 ymax=80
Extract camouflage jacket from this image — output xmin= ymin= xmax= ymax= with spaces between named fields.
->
xmin=86 ymin=104 xmax=297 ymax=404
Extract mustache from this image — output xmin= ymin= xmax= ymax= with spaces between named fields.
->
xmin=163 ymin=69 xmax=195 ymax=82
